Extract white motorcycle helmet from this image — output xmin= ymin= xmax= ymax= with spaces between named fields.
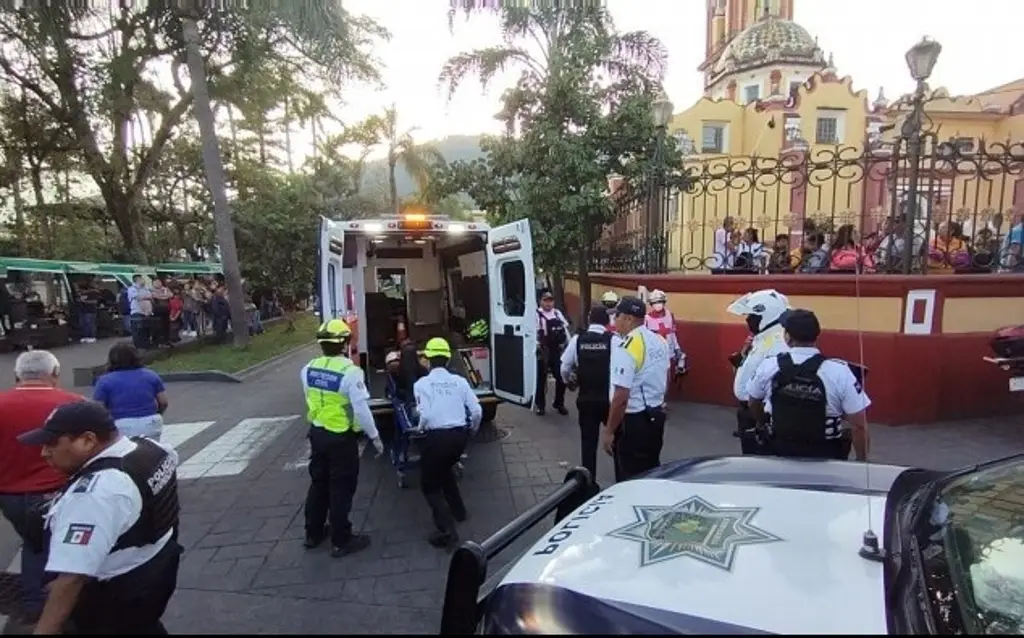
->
xmin=600 ymin=291 xmax=619 ymax=308
xmin=648 ymin=289 xmax=668 ymax=305
xmin=726 ymin=289 xmax=791 ymax=334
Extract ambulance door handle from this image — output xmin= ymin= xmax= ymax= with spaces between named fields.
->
xmin=503 ymin=324 xmax=517 ymax=336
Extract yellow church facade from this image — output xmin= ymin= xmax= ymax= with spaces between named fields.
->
xmin=659 ymin=0 xmax=1024 ymax=271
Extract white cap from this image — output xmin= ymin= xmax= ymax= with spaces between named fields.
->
xmin=385 ymin=351 xmax=401 ymax=365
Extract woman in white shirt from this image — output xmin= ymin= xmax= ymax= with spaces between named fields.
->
xmin=735 ymin=228 xmax=766 ymax=272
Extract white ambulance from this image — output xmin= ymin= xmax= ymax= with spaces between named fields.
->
xmin=316 ymin=213 xmax=538 ymax=425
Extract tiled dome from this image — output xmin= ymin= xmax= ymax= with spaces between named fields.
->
xmin=713 ymin=13 xmax=826 ymax=78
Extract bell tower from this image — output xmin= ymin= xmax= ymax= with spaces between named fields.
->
xmin=701 ymin=0 xmax=797 ymax=71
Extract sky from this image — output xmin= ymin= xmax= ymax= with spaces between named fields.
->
xmin=329 ymin=0 xmax=1021 ymax=157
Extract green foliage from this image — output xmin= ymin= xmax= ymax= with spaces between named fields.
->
xmin=433 ymin=5 xmax=685 ymax=277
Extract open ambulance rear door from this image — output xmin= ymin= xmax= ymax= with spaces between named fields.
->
xmin=487 ymin=219 xmax=537 ymax=407
xmin=317 ymin=217 xmax=347 ymax=321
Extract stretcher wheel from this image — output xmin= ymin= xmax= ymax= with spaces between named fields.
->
xmin=398 ymin=473 xmax=409 ymax=489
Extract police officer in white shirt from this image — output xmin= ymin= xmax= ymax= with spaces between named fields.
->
xmin=746 ymin=309 xmax=871 ymax=461
xmin=414 ymin=337 xmax=482 ymax=549
xmin=602 ymin=296 xmax=671 ymax=482
xmin=18 ymin=401 xmax=181 ymax=634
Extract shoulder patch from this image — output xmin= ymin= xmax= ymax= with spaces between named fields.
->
xmin=72 ymin=474 xmax=99 ymax=493
xmin=63 ymin=523 xmax=95 ymax=546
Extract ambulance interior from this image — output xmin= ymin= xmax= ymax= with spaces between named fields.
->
xmin=344 ymin=230 xmax=501 ymax=401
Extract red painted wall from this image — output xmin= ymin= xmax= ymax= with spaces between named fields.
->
xmin=566 ymin=274 xmax=1024 ymax=425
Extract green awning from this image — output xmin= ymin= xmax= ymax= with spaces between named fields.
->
xmin=155 ymin=262 xmax=223 ymax=275
xmin=0 ymin=257 xmax=68 ymax=274
xmin=65 ymin=261 xmax=156 ymax=277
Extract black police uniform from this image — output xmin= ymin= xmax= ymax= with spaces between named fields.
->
xmin=65 ymin=438 xmax=182 ymax=634
xmin=535 ymin=310 xmax=568 ymax=413
xmin=768 ymin=353 xmax=852 ymax=460
xmin=574 ymin=330 xmax=613 ymax=480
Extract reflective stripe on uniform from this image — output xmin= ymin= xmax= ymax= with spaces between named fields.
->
xmin=304 ymin=356 xmax=359 ymax=433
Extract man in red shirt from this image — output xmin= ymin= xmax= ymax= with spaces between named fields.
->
xmin=0 ymin=350 xmax=83 ymax=621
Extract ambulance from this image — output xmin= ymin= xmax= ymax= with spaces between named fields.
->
xmin=316 ymin=213 xmax=538 ymax=424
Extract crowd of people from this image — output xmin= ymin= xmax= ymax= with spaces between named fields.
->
xmin=711 ymin=213 xmax=1023 ymax=274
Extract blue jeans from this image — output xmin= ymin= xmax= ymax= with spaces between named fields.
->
xmin=79 ymin=311 xmax=97 ymax=339
xmin=122 ymin=314 xmax=131 ymax=335
xmin=130 ymin=314 xmax=148 ymax=349
xmin=182 ymin=310 xmax=197 ymax=333
xmin=0 ymin=491 xmax=59 ymax=617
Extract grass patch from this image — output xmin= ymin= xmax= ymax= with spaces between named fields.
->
xmin=149 ymin=313 xmax=319 ymax=374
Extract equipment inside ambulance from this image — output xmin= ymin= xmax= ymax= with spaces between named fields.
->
xmin=315 ymin=214 xmax=538 ymax=427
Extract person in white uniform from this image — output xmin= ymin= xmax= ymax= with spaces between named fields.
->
xmin=18 ymin=401 xmax=181 ymax=635
xmin=414 ymin=337 xmax=482 ymax=548
xmin=726 ymin=288 xmax=791 ymax=455
xmin=602 ymin=296 xmax=671 ymax=483
xmin=746 ymin=309 xmax=871 ymax=461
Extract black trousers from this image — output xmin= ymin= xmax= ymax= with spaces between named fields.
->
xmin=577 ymin=400 xmax=608 ymax=481
xmin=304 ymin=427 xmax=360 ymax=545
xmin=71 ymin=539 xmax=182 ymax=634
xmin=772 ymin=436 xmax=852 ymax=460
xmin=420 ymin=427 xmax=469 ymax=535
xmin=535 ymin=353 xmax=566 ymax=410
xmin=613 ymin=409 xmax=666 ymax=483
xmin=736 ymin=402 xmax=772 ymax=456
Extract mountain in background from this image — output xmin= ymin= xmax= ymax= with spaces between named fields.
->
xmin=359 ymin=134 xmax=486 ymax=197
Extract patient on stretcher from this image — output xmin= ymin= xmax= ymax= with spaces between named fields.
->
xmin=386 ymin=342 xmax=428 ymax=427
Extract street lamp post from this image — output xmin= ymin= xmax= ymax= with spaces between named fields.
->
xmin=899 ymin=36 xmax=942 ymax=274
xmin=649 ymin=90 xmax=674 ymax=273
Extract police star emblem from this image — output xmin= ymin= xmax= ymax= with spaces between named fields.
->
xmin=607 ymin=495 xmax=782 ymax=570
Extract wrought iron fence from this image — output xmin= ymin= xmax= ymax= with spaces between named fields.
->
xmin=593 ymin=135 xmax=1024 ymax=275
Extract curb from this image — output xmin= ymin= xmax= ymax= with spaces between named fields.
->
xmin=235 ymin=342 xmax=316 ymax=379
xmin=160 ymin=370 xmax=242 ymax=384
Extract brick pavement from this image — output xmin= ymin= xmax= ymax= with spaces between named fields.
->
xmin=160 ymin=397 xmax=1024 ymax=634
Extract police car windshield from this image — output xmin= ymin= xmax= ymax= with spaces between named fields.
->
xmin=917 ymin=457 xmax=1024 ymax=635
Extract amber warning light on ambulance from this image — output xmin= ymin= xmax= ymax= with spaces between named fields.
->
xmin=399 ymin=213 xmax=432 ymax=230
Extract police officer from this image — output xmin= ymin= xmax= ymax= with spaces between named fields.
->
xmin=414 ymin=337 xmax=482 ymax=548
xmin=602 ymin=296 xmax=671 ymax=482
xmin=18 ymin=401 xmax=181 ymax=634
xmin=746 ymin=309 xmax=871 ymax=461
xmin=535 ymin=291 xmax=570 ymax=415
xmin=726 ymin=289 xmax=791 ymax=455
xmin=600 ymin=291 xmax=619 ymax=332
xmin=301 ymin=319 xmax=383 ymax=558
xmin=560 ymin=305 xmax=620 ymax=481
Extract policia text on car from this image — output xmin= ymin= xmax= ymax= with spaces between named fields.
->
xmin=414 ymin=337 xmax=483 ymax=548
xmin=560 ymin=305 xmax=620 ymax=481
xmin=18 ymin=401 xmax=182 ymax=634
xmin=746 ymin=309 xmax=871 ymax=461
xmin=301 ymin=319 xmax=384 ymax=558
xmin=602 ymin=296 xmax=671 ymax=482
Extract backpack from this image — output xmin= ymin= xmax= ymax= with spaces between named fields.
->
xmin=770 ymin=353 xmax=828 ymax=441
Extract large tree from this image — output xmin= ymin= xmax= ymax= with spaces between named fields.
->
xmin=437 ymin=5 xmax=685 ymax=313
xmin=359 ymin=105 xmax=444 ymax=214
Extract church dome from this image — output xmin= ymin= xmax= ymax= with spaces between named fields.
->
xmin=712 ymin=13 xmax=826 ymax=79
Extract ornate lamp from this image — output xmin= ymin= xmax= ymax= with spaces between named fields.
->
xmin=905 ymin=37 xmax=942 ymax=82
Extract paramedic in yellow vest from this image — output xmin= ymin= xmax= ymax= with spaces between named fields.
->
xmin=602 ymin=296 xmax=671 ymax=482
xmin=301 ymin=319 xmax=384 ymax=558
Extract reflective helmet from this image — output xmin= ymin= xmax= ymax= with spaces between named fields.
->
xmin=316 ymin=318 xmax=352 ymax=343
xmin=423 ymin=337 xmax=452 ymax=360
xmin=600 ymin=291 xmax=619 ymax=308
xmin=468 ymin=319 xmax=489 ymax=340
xmin=726 ymin=289 xmax=791 ymax=333
xmin=649 ymin=289 xmax=668 ymax=304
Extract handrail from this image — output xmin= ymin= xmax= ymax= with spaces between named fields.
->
xmin=438 ymin=467 xmax=596 ymax=635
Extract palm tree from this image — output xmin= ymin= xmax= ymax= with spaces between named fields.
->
xmin=362 ymin=105 xmax=444 ymax=214
xmin=440 ymin=5 xmax=667 ymax=110
xmin=179 ymin=1 xmax=387 ymax=347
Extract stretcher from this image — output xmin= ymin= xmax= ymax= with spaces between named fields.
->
xmin=384 ymin=374 xmax=464 ymax=488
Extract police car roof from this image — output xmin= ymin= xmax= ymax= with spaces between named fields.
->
xmin=487 ymin=455 xmax=908 ymax=635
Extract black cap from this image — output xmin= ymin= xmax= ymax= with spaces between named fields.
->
xmin=615 ymin=296 xmax=647 ymax=319
xmin=780 ymin=309 xmax=821 ymax=343
xmin=540 ymin=290 xmax=554 ymax=300
xmin=17 ymin=400 xmax=117 ymax=446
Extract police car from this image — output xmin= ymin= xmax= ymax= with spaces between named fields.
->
xmin=315 ymin=213 xmax=539 ymax=426
xmin=441 ymin=454 xmax=1024 ymax=635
